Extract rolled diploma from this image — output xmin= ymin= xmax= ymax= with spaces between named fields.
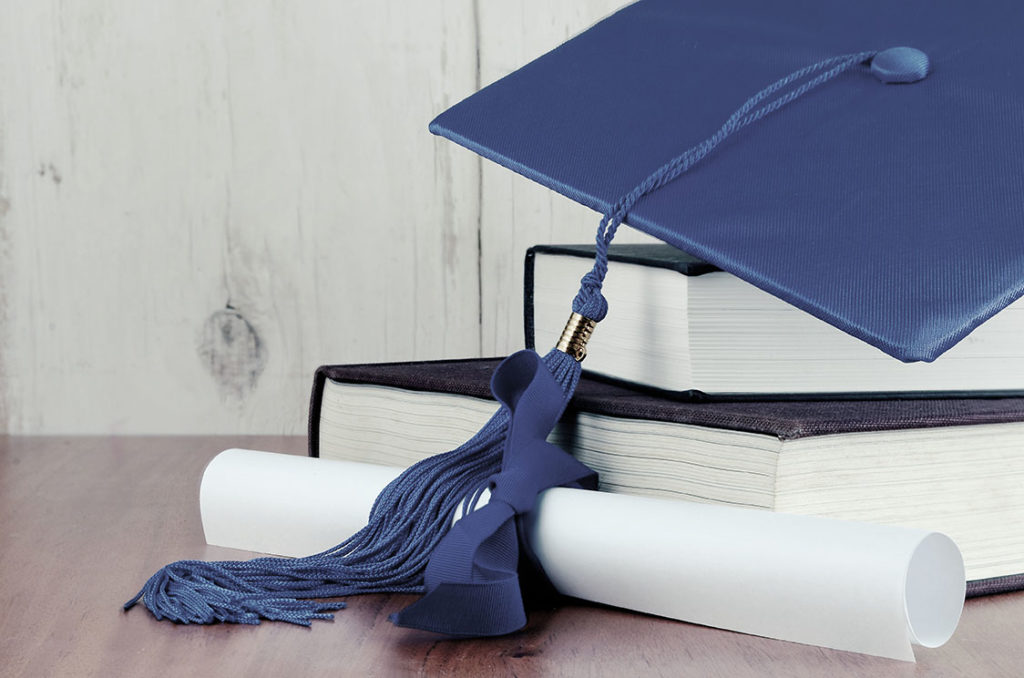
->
xmin=201 ymin=449 xmax=964 ymax=661
xmin=200 ymin=448 xmax=403 ymax=557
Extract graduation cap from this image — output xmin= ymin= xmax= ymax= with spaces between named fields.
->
xmin=126 ymin=0 xmax=1023 ymax=636
xmin=433 ymin=0 xmax=1024 ymax=363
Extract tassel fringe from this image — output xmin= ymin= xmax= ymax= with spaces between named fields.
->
xmin=125 ymin=349 xmax=582 ymax=625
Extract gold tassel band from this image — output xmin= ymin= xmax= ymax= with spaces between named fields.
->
xmin=555 ymin=312 xmax=597 ymax=362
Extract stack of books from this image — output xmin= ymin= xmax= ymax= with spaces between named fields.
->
xmin=308 ymin=244 xmax=1024 ymax=596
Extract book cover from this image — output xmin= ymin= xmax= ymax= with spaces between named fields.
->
xmin=310 ymin=358 xmax=1024 ymax=453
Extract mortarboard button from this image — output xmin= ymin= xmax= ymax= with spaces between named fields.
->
xmin=870 ymin=47 xmax=930 ymax=84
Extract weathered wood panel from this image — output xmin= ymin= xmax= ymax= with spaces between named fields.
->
xmin=0 ymin=1 xmax=481 ymax=433
xmin=0 ymin=1 xmax=660 ymax=434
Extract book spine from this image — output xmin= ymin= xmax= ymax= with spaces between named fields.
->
xmin=307 ymin=366 xmax=329 ymax=458
xmin=524 ymin=247 xmax=538 ymax=351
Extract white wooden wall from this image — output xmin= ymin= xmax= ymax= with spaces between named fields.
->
xmin=0 ymin=0 xmax=643 ymax=434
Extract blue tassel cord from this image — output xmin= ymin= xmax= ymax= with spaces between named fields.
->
xmin=125 ymin=47 xmax=927 ymax=630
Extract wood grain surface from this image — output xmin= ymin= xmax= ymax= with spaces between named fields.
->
xmin=0 ymin=436 xmax=1021 ymax=677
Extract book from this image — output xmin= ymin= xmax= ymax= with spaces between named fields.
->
xmin=525 ymin=244 xmax=1024 ymax=397
xmin=309 ymin=358 xmax=1024 ymax=596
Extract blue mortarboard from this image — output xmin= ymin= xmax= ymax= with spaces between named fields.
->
xmin=431 ymin=0 xmax=1024 ymax=363
xmin=125 ymin=0 xmax=1023 ymax=639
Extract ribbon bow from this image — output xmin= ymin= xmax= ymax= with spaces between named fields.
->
xmin=390 ymin=350 xmax=598 ymax=636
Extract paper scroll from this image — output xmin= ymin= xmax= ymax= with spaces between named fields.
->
xmin=200 ymin=449 xmax=964 ymax=660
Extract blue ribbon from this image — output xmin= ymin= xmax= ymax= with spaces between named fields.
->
xmin=390 ymin=350 xmax=598 ymax=635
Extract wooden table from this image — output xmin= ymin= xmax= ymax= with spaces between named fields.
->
xmin=1 ymin=436 xmax=1021 ymax=677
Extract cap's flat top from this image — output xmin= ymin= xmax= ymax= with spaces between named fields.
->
xmin=431 ymin=0 xmax=1024 ymax=362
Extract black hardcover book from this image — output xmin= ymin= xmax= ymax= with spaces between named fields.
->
xmin=310 ymin=358 xmax=1024 ymax=596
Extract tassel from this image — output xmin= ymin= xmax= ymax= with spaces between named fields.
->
xmin=124 ymin=348 xmax=584 ymax=625
xmin=389 ymin=349 xmax=598 ymax=635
